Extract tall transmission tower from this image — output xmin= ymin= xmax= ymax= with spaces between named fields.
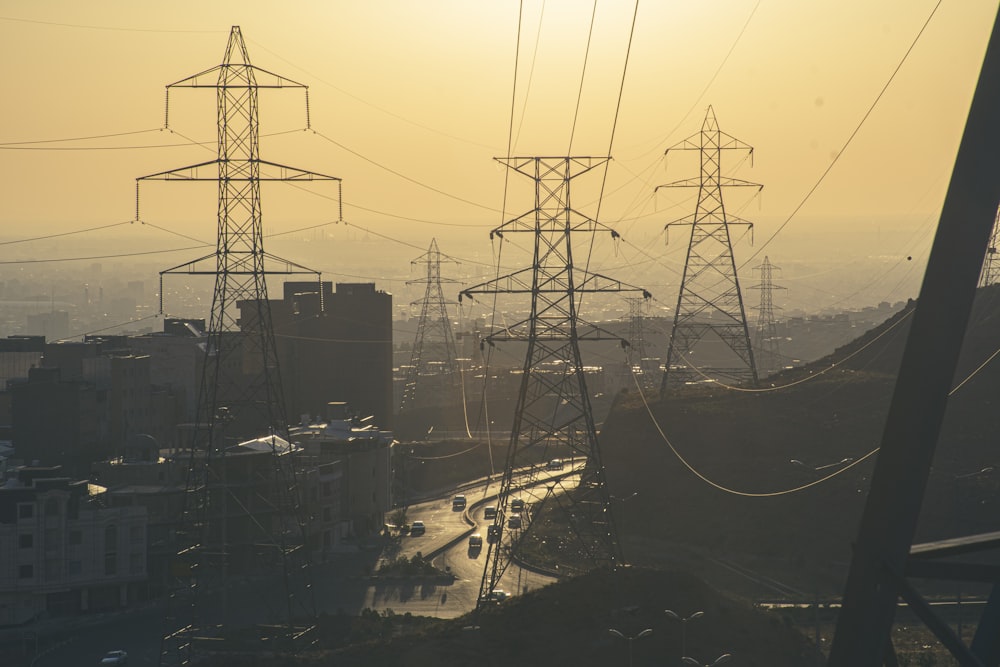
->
xmin=137 ymin=27 xmax=340 ymax=665
xmin=461 ymin=156 xmax=649 ymax=606
xmin=658 ymin=106 xmax=760 ymax=390
xmin=750 ymin=256 xmax=785 ymax=378
xmin=399 ymin=238 xmax=461 ymax=413
xmin=979 ymin=205 xmax=1000 ymax=286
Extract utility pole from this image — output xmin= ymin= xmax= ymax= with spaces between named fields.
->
xmin=399 ymin=238 xmax=461 ymax=413
xmin=138 ymin=27 xmax=340 ymax=666
xmin=749 ymin=256 xmax=785 ymax=378
xmin=658 ymin=106 xmax=760 ymax=390
xmin=461 ymin=157 xmax=649 ymax=607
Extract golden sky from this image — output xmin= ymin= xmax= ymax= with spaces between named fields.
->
xmin=0 ymin=1 xmax=997 ymax=309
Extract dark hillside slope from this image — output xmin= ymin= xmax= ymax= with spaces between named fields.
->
xmin=602 ymin=284 xmax=1000 ymax=594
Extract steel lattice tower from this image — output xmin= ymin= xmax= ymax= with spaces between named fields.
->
xmin=461 ymin=157 xmax=649 ymax=607
xmin=400 ymin=238 xmax=461 ymax=412
xmin=625 ymin=296 xmax=658 ymax=389
xmin=979 ymin=205 xmax=1000 ymax=286
xmin=658 ymin=106 xmax=760 ymax=390
xmin=750 ymin=256 xmax=785 ymax=377
xmin=138 ymin=27 xmax=339 ymax=666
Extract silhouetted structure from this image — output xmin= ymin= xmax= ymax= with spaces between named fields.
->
xmin=658 ymin=106 xmax=759 ymax=389
xmin=830 ymin=11 xmax=1000 ymax=664
xmin=399 ymin=239 xmax=461 ymax=413
xmin=265 ymin=281 xmax=393 ymax=428
xmin=137 ymin=27 xmax=337 ymax=664
xmin=750 ymin=256 xmax=785 ymax=377
xmin=461 ymin=156 xmax=648 ymax=607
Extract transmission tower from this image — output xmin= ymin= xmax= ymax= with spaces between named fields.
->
xmin=749 ymin=256 xmax=785 ymax=378
xmin=658 ymin=106 xmax=760 ymax=390
xmin=137 ymin=27 xmax=340 ymax=665
xmin=399 ymin=238 xmax=461 ymax=412
xmin=460 ymin=156 xmax=649 ymax=607
xmin=979 ymin=205 xmax=1000 ymax=286
xmin=625 ymin=296 xmax=657 ymax=389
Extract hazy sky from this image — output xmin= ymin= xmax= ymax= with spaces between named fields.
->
xmin=1 ymin=1 xmax=997 ymax=313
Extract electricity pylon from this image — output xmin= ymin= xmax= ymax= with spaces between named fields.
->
xmin=138 ymin=27 xmax=340 ymax=666
xmin=399 ymin=238 xmax=461 ymax=412
xmin=750 ymin=256 xmax=785 ymax=377
xmin=460 ymin=156 xmax=649 ymax=607
xmin=658 ymin=106 xmax=759 ymax=390
xmin=979 ymin=206 xmax=1000 ymax=286
xmin=625 ymin=296 xmax=657 ymax=389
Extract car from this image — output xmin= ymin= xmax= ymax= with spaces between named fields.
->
xmin=483 ymin=505 xmax=497 ymax=519
xmin=508 ymin=513 xmax=522 ymax=529
xmin=547 ymin=458 xmax=564 ymax=470
xmin=410 ymin=520 xmax=425 ymax=535
xmin=479 ymin=589 xmax=509 ymax=603
xmin=510 ymin=498 xmax=525 ymax=512
xmin=100 ymin=651 xmax=128 ymax=665
xmin=487 ymin=525 xmax=501 ymax=542
xmin=452 ymin=494 xmax=467 ymax=509
xmin=468 ymin=533 xmax=483 ymax=548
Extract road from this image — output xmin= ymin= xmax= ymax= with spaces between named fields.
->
xmin=21 ymin=469 xmax=567 ymax=666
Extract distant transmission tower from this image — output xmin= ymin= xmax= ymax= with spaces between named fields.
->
xmin=979 ymin=206 xmax=1000 ymax=286
xmin=461 ymin=156 xmax=649 ymax=607
xmin=750 ymin=256 xmax=785 ymax=378
xmin=625 ymin=296 xmax=656 ymax=388
xmin=138 ymin=27 xmax=340 ymax=666
xmin=658 ymin=106 xmax=760 ymax=390
xmin=400 ymin=238 xmax=461 ymax=412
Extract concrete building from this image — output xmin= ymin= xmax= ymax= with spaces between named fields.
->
xmin=290 ymin=402 xmax=395 ymax=539
xmin=0 ymin=466 xmax=148 ymax=626
xmin=243 ymin=281 xmax=394 ymax=428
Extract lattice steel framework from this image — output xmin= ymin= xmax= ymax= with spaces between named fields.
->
xmin=461 ymin=157 xmax=649 ymax=607
xmin=399 ymin=238 xmax=461 ymax=412
xmin=979 ymin=205 xmax=1000 ymax=286
xmin=138 ymin=27 xmax=340 ymax=666
xmin=750 ymin=256 xmax=785 ymax=378
xmin=625 ymin=295 xmax=658 ymax=389
xmin=658 ymin=106 xmax=760 ymax=390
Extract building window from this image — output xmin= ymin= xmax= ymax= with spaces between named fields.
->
xmin=322 ymin=482 xmax=332 ymax=497
xmin=105 ymin=525 xmax=118 ymax=550
xmin=322 ymin=507 xmax=332 ymax=522
xmin=130 ymin=526 xmax=143 ymax=544
xmin=19 ymin=533 xmax=33 ymax=549
xmin=68 ymin=560 xmax=82 ymax=576
xmin=130 ymin=553 xmax=143 ymax=575
xmin=18 ymin=504 xmax=33 ymax=520
xmin=18 ymin=565 xmax=33 ymax=579
xmin=104 ymin=553 xmax=117 ymax=576
xmin=69 ymin=530 xmax=82 ymax=546
xmin=44 ymin=498 xmax=59 ymax=516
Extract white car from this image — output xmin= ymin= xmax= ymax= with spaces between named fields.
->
xmin=101 ymin=650 xmax=128 ymax=665
xmin=410 ymin=520 xmax=425 ymax=535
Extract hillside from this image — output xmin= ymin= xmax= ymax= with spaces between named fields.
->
xmin=211 ymin=567 xmax=814 ymax=667
xmin=601 ymin=285 xmax=1000 ymax=596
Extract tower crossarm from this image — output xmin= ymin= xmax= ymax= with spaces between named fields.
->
xmin=461 ymin=269 xmax=648 ymax=299
xmin=656 ymin=176 xmax=762 ymax=191
xmin=137 ymin=160 xmax=339 ymax=183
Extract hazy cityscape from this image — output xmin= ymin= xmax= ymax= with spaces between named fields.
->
xmin=2 ymin=2 xmax=999 ymax=667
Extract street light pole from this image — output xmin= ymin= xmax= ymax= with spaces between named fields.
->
xmin=682 ymin=653 xmax=732 ymax=667
xmin=665 ymin=609 xmax=704 ymax=663
xmin=611 ymin=492 xmax=639 ymax=562
xmin=609 ymin=627 xmax=654 ymax=667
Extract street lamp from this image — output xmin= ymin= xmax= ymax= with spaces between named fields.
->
xmin=682 ymin=654 xmax=732 ymax=667
xmin=609 ymin=627 xmax=653 ymax=667
xmin=664 ymin=609 xmax=704 ymax=660
xmin=611 ymin=491 xmax=639 ymax=561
